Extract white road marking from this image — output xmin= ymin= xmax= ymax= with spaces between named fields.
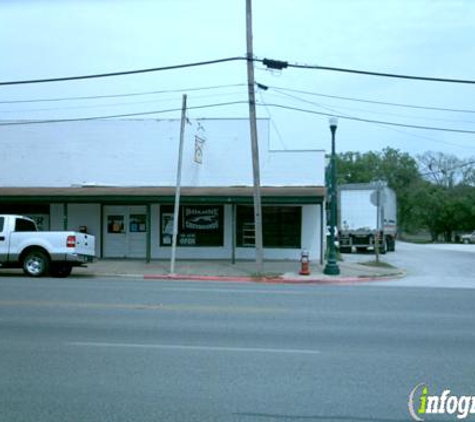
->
xmin=69 ymin=341 xmax=321 ymax=355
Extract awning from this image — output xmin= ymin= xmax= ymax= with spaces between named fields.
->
xmin=0 ymin=186 xmax=325 ymax=205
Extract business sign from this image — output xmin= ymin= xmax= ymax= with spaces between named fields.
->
xmin=160 ymin=205 xmax=223 ymax=247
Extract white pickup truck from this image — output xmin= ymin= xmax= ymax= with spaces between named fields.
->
xmin=460 ymin=230 xmax=475 ymax=244
xmin=0 ymin=215 xmax=95 ymax=277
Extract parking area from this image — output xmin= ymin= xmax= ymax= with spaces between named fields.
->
xmin=342 ymin=241 xmax=475 ymax=289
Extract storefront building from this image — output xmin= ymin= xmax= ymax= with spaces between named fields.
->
xmin=0 ymin=118 xmax=326 ymax=262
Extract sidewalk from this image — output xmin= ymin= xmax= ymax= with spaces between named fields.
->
xmin=74 ymin=258 xmax=405 ymax=284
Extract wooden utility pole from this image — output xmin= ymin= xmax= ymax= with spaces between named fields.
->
xmin=246 ymin=0 xmax=264 ymax=272
xmin=170 ymin=94 xmax=187 ymax=275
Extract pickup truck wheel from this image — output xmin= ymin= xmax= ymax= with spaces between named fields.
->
xmin=463 ymin=239 xmax=470 ymax=244
xmin=50 ymin=264 xmax=73 ymax=278
xmin=23 ymin=251 xmax=50 ymax=277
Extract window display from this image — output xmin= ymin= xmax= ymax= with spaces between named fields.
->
xmin=160 ymin=205 xmax=223 ymax=247
xmin=236 ymin=206 xmax=302 ymax=248
xmin=107 ymin=216 xmax=125 ymax=234
xmin=129 ymin=214 xmax=147 ymax=233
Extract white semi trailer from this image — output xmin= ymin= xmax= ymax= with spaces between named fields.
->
xmin=337 ymin=183 xmax=397 ymax=254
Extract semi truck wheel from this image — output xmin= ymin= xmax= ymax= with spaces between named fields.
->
xmin=389 ymin=238 xmax=396 ymax=252
xmin=23 ymin=250 xmax=50 ymax=277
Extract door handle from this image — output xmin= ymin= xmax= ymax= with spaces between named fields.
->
xmin=0 ymin=236 xmax=5 ymax=241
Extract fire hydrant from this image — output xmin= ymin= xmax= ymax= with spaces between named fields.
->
xmin=299 ymin=249 xmax=310 ymax=276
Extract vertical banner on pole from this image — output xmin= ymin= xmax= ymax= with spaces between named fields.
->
xmin=194 ymin=136 xmax=205 ymax=164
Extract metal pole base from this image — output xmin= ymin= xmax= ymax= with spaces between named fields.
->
xmin=323 ymin=261 xmax=340 ymax=275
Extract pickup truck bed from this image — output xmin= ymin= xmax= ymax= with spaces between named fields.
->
xmin=0 ymin=215 xmax=95 ymax=277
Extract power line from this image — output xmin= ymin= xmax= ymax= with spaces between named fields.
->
xmin=0 ymin=91 xmax=247 ymax=114
xmin=2 ymin=97 xmax=475 ymax=134
xmin=261 ymin=58 xmax=475 ymax=85
xmin=258 ymin=103 xmax=475 ymax=134
xmin=257 ymin=90 xmax=289 ymax=149
xmin=0 ymin=83 xmax=246 ymax=104
xmin=265 ymin=88 xmax=475 ymax=127
xmin=267 ymin=85 xmax=475 ymax=114
xmin=0 ymin=101 xmax=249 ymax=126
xmin=0 ymin=57 xmax=247 ymax=86
xmin=2 ymin=55 xmax=475 ymax=87
xmin=420 ymin=159 xmax=475 ymax=177
xmin=260 ymin=86 xmax=475 ymax=134
xmin=260 ymin=89 xmax=475 ymax=149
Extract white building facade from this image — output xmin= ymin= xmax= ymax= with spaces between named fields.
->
xmin=0 ymin=118 xmax=326 ymax=262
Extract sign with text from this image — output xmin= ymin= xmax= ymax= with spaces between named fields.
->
xmin=160 ymin=205 xmax=223 ymax=247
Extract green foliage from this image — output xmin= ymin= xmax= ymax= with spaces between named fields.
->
xmin=335 ymin=148 xmax=475 ymax=241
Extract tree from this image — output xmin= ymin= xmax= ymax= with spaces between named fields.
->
xmin=335 ymin=148 xmax=475 ymax=241
xmin=415 ymin=153 xmax=475 ymax=241
xmin=411 ymin=181 xmax=446 ymax=241
xmin=418 ymin=151 xmax=475 ymax=188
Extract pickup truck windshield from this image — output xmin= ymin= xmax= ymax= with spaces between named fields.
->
xmin=15 ymin=219 xmax=37 ymax=232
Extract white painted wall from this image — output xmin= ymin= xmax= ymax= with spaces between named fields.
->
xmin=0 ymin=119 xmax=325 ymax=188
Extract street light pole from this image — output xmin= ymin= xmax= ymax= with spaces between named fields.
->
xmin=324 ymin=116 xmax=340 ymax=275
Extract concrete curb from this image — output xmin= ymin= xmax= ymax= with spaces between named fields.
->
xmin=143 ymin=271 xmax=406 ymax=285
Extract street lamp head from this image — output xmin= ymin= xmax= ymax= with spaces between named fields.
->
xmin=329 ymin=116 xmax=338 ymax=129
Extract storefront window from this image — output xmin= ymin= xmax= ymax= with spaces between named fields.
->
xmin=160 ymin=205 xmax=224 ymax=247
xmin=107 ymin=216 xmax=125 ymax=234
xmin=236 ymin=206 xmax=302 ymax=248
xmin=129 ymin=214 xmax=147 ymax=233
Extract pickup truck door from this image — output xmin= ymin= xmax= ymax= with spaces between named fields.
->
xmin=0 ymin=216 xmax=7 ymax=263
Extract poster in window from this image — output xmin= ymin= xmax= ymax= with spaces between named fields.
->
xmin=130 ymin=214 xmax=147 ymax=233
xmin=160 ymin=205 xmax=223 ymax=246
xmin=107 ymin=216 xmax=125 ymax=234
xmin=161 ymin=213 xmax=174 ymax=245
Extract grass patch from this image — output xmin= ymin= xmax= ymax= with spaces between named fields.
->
xmin=359 ymin=260 xmax=396 ymax=269
xmin=401 ymin=238 xmax=433 ymax=244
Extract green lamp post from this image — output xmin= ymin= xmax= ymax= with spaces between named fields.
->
xmin=324 ymin=116 xmax=340 ymax=275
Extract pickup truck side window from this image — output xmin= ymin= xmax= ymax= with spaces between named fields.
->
xmin=0 ymin=217 xmax=4 ymax=232
xmin=15 ymin=218 xmax=37 ymax=232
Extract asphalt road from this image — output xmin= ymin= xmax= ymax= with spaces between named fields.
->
xmin=1 ymin=274 xmax=474 ymax=422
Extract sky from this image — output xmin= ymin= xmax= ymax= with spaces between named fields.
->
xmin=0 ymin=0 xmax=474 ymax=158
